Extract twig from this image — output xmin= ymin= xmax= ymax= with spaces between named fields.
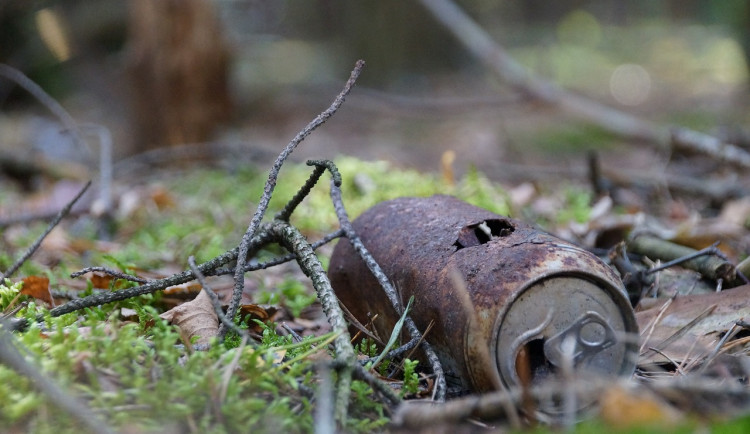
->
xmin=645 ymin=242 xmax=724 ymax=274
xmin=70 ymin=267 xmax=149 ymax=284
xmin=275 ymin=160 xmax=342 ymax=221
xmin=1 ymin=181 xmax=91 ymax=280
xmin=361 ymin=337 xmax=421 ymax=365
xmin=187 ymin=256 xmax=252 ymax=342
xmin=329 ymin=182 xmax=447 ymax=402
xmin=417 ymin=0 xmax=750 ymax=169
xmin=0 ymin=64 xmax=91 ymax=164
xmin=0 ymin=320 xmax=114 ymax=434
xmin=699 ymin=323 xmax=741 ymax=374
xmin=629 ymin=235 xmax=736 ymax=283
xmin=314 ymin=362 xmax=336 ymax=434
xmin=671 ymin=128 xmax=750 ymax=169
xmin=328 ymin=359 xmax=402 ymax=408
xmin=647 ymin=347 xmax=687 ymax=376
xmin=49 ymin=228 xmax=276 ymax=318
xmin=212 ymin=229 xmax=343 ymax=276
xmin=224 ymin=60 xmax=365 ymax=337
xmin=266 ymin=220 xmax=355 ymax=422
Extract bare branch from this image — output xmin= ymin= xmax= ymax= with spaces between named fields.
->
xmin=266 ymin=220 xmax=355 ymax=422
xmin=0 ymin=64 xmax=91 ymax=164
xmin=275 ymin=160 xmax=342 ymax=222
xmin=224 ymin=60 xmax=365 ymax=337
xmin=49 ymin=228 xmax=276 ymax=318
xmin=70 ymin=267 xmax=149 ymax=284
xmin=418 ymin=0 xmax=750 ymax=168
xmin=1 ymin=181 xmax=91 ymax=280
xmin=213 ymin=229 xmax=344 ymax=276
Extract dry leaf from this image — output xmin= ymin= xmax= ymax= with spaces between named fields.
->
xmin=164 ymin=282 xmax=203 ymax=296
xmin=637 ymin=284 xmax=750 ymax=364
xmin=20 ymin=275 xmax=53 ymax=305
xmin=90 ymin=273 xmax=114 ymax=289
xmin=160 ymin=290 xmax=218 ymax=346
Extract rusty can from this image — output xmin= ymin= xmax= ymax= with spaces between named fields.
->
xmin=329 ymin=195 xmax=638 ymax=412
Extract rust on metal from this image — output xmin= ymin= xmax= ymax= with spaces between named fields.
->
xmin=328 ymin=195 xmax=638 ymax=412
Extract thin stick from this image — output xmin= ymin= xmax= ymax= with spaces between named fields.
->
xmin=275 ymin=160 xmax=342 ymax=221
xmin=267 ymin=220 xmax=356 ymax=422
xmin=361 ymin=337 xmax=421 ymax=365
xmin=224 ymin=60 xmax=365 ymax=337
xmin=645 ymin=242 xmax=725 ymax=274
xmin=1 ymin=181 xmax=91 ymax=280
xmin=0 ymin=64 xmax=91 ymax=164
xmin=49 ymin=228 xmax=276 ymax=318
xmin=330 ymin=182 xmax=447 ymax=402
xmin=213 ymin=229 xmax=343 ymax=276
xmin=699 ymin=323 xmax=741 ymax=373
xmin=70 ymin=266 xmax=149 ymax=284
xmin=314 ymin=363 xmax=336 ymax=434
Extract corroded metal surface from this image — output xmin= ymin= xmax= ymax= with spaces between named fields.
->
xmin=328 ymin=195 xmax=638 ymax=401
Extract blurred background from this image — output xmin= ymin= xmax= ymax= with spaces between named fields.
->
xmin=1 ymin=0 xmax=749 ymax=182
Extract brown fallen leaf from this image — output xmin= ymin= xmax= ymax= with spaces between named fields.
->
xmin=637 ymin=284 xmax=750 ymax=364
xmin=160 ymin=290 xmax=218 ymax=346
xmin=20 ymin=275 xmax=53 ymax=305
xmin=90 ymin=273 xmax=114 ymax=289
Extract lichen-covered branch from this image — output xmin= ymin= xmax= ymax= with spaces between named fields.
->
xmin=224 ymin=60 xmax=365 ymax=337
xmin=275 ymin=160 xmax=342 ymax=221
xmin=267 ymin=220 xmax=355 ymax=422
xmin=70 ymin=267 xmax=149 ymax=284
xmin=213 ymin=229 xmax=344 ymax=276
xmin=50 ymin=228 xmax=276 ymax=318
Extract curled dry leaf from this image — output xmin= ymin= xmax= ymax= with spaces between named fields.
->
xmin=160 ymin=290 xmax=218 ymax=346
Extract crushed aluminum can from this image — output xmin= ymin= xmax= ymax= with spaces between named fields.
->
xmin=328 ymin=195 xmax=638 ymax=415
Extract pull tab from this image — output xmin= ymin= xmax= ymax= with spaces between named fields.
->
xmin=543 ymin=311 xmax=617 ymax=369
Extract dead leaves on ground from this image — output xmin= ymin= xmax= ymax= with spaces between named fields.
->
xmin=160 ymin=290 xmax=218 ymax=346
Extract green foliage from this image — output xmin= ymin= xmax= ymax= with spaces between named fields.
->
xmin=402 ymin=358 xmax=419 ymax=397
xmin=0 ymin=278 xmax=25 ymax=307
xmin=258 ymin=278 xmax=318 ymax=318
xmin=346 ymin=380 xmax=389 ymax=432
xmin=557 ymin=187 xmax=593 ymax=224
xmin=354 ymin=338 xmax=379 ymax=358
xmin=1 ymin=304 xmax=319 ymax=433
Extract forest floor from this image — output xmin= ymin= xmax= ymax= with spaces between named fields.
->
xmin=4 ymin=34 xmax=750 ymax=431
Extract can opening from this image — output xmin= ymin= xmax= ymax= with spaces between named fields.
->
xmin=515 ymin=338 xmax=554 ymax=385
xmin=454 ymin=219 xmax=515 ymax=249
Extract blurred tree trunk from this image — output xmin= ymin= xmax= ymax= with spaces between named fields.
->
xmin=126 ymin=0 xmax=231 ymax=153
